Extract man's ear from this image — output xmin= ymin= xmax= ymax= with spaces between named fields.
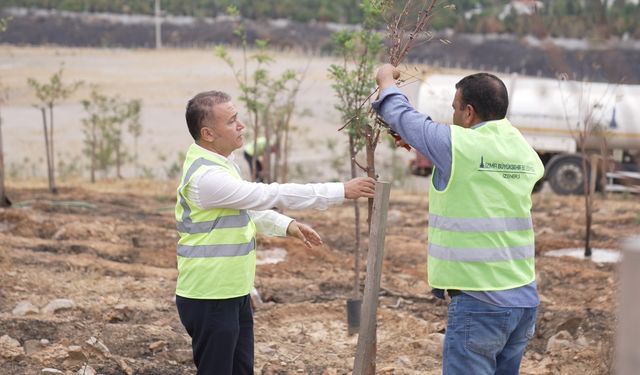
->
xmin=464 ymin=104 xmax=475 ymax=127
xmin=200 ymin=125 xmax=214 ymax=142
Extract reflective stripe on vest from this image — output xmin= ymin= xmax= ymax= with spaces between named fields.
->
xmin=177 ymin=238 xmax=256 ymax=258
xmin=429 ymin=214 xmax=533 ymax=232
xmin=428 ymin=243 xmax=535 ymax=262
xmin=176 ymin=157 xmax=251 ymax=236
xmin=176 ymin=213 xmax=250 ymax=234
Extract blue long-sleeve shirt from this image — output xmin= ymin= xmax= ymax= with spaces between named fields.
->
xmin=373 ymin=86 xmax=539 ymax=308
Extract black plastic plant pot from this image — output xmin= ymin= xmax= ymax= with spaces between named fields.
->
xmin=346 ymin=298 xmax=362 ymax=335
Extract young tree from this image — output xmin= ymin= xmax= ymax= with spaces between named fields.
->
xmin=330 ymin=0 xmax=446 ymax=345
xmin=559 ymin=78 xmax=616 ymax=257
xmin=329 ymin=0 xmax=384 ymax=302
xmin=215 ymin=6 xmax=304 ymax=183
xmin=82 ymin=89 xmax=116 ymax=182
xmin=332 ymin=0 xmax=445 ymax=223
xmin=262 ymin=68 xmax=305 ymax=183
xmin=336 ymin=0 xmax=444 ymax=218
xmin=111 ymin=98 xmax=142 ymax=178
xmin=125 ymin=100 xmax=143 ymax=177
xmin=27 ymin=68 xmax=82 ymax=193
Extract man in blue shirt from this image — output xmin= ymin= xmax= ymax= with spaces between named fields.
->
xmin=372 ymin=64 xmax=539 ymax=375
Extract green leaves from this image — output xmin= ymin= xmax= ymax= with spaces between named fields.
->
xmin=27 ymin=67 xmax=82 ymax=108
xmin=214 ymin=7 xmax=304 ymax=183
xmin=0 ymin=17 xmax=10 ymax=33
xmin=226 ymin=5 xmax=240 ymax=17
xmin=213 ymin=45 xmax=230 ymax=63
xmin=81 ymin=87 xmax=142 ymax=179
xmin=328 ymin=17 xmax=382 ymax=146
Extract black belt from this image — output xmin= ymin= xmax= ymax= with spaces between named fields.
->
xmin=447 ymin=289 xmax=462 ymax=297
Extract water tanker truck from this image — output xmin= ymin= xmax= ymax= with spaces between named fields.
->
xmin=413 ymin=73 xmax=640 ymax=195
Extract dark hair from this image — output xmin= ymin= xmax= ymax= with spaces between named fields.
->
xmin=455 ymin=73 xmax=509 ymax=121
xmin=185 ymin=91 xmax=231 ymax=140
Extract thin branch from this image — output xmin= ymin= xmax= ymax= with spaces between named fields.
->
xmin=353 ymin=157 xmax=368 ymax=173
xmin=392 ymin=0 xmax=439 ymax=66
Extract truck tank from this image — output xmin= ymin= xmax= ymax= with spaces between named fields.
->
xmin=415 ymin=73 xmax=640 ymax=194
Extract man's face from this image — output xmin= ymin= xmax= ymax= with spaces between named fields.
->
xmin=205 ymin=101 xmax=245 ymax=155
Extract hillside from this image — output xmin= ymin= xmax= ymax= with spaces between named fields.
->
xmin=1 ymin=7 xmax=640 ymax=83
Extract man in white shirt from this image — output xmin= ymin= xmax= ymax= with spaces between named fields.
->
xmin=175 ymin=90 xmax=376 ymax=375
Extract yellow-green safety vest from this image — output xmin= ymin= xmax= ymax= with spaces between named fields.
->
xmin=175 ymin=144 xmax=257 ymax=299
xmin=427 ymin=119 xmax=544 ymax=291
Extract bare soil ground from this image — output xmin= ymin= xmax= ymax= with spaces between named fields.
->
xmin=1 ymin=180 xmax=638 ymax=374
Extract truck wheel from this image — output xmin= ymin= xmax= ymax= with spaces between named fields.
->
xmin=546 ymin=155 xmax=588 ymax=195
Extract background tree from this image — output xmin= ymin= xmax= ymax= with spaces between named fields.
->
xmin=262 ymin=68 xmax=305 ymax=183
xmin=558 ymin=78 xmax=617 ymax=257
xmin=82 ymin=88 xmax=116 ymax=182
xmin=0 ymin=17 xmax=10 ymax=207
xmin=215 ymin=6 xmax=304 ymax=183
xmin=27 ymin=67 xmax=82 ymax=193
xmin=111 ymin=98 xmax=142 ymax=179
xmin=126 ymin=100 xmax=143 ymax=177
xmin=0 ymin=83 xmax=8 ymax=207
xmin=81 ymin=87 xmax=142 ymax=181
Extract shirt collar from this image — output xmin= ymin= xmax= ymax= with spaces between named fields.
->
xmin=471 ymin=121 xmax=488 ymax=129
xmin=193 ymin=143 xmax=236 ymax=162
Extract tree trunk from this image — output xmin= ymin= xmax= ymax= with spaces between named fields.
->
xmin=116 ymin=146 xmax=122 ymax=179
xmin=365 ymin=125 xmax=376 ymax=232
xmin=48 ymin=104 xmax=57 ymax=194
xmin=115 ymin=127 xmax=123 ymax=179
xmin=281 ymin=101 xmax=295 ymax=183
xmin=41 ymin=108 xmax=54 ymax=193
xmin=349 ymin=134 xmax=361 ymax=299
xmin=282 ymin=117 xmax=291 ymax=183
xmin=134 ymin=136 xmax=139 ymax=177
xmin=251 ymin=125 xmax=258 ymax=182
xmin=90 ymin=122 xmax=96 ymax=183
xmin=273 ymin=133 xmax=280 ymax=182
xmin=582 ymin=150 xmax=592 ymax=257
xmin=263 ymin=114 xmax=272 ymax=183
xmin=0 ymin=112 xmax=10 ymax=207
xmin=599 ymin=138 xmax=609 ymax=199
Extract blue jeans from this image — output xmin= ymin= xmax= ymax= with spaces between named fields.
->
xmin=443 ymin=294 xmax=537 ymax=375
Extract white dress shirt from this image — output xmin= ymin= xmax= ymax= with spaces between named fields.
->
xmin=186 ymin=144 xmax=345 ymax=237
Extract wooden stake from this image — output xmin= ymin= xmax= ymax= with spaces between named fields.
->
xmin=615 ymin=236 xmax=640 ymax=375
xmin=353 ymin=181 xmax=391 ymax=375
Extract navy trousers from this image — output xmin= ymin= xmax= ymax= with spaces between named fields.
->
xmin=176 ymin=294 xmax=254 ymax=375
